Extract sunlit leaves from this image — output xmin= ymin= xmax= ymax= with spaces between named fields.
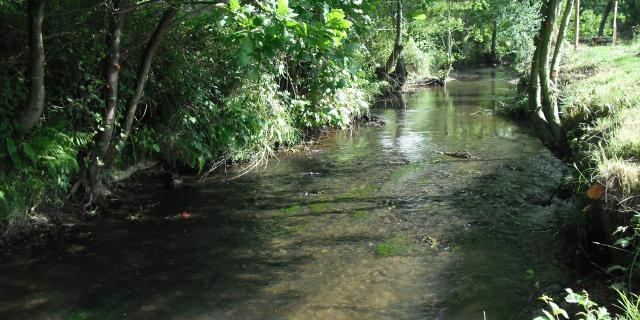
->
xmin=276 ymin=0 xmax=289 ymax=17
xmin=229 ymin=0 xmax=240 ymax=11
xmin=413 ymin=13 xmax=427 ymax=21
xmin=325 ymin=9 xmax=353 ymax=29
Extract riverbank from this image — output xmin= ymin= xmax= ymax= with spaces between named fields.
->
xmin=0 ymin=114 xmax=391 ymax=247
xmin=561 ymin=44 xmax=640 ymax=213
xmin=508 ymin=43 xmax=640 ymax=314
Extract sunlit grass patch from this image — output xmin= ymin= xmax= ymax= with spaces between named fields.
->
xmin=587 ymin=107 xmax=640 ymax=208
xmin=558 ymin=44 xmax=640 ymax=211
xmin=308 ymin=203 xmax=331 ymax=214
xmin=375 ymin=236 xmax=409 ymax=257
xmin=596 ymin=156 xmax=640 ymax=206
xmin=605 ymin=108 xmax=640 ymax=160
xmin=562 ymin=44 xmax=640 ymax=123
xmin=277 ymin=204 xmax=303 ymax=216
xmin=351 ymin=210 xmax=368 ymax=219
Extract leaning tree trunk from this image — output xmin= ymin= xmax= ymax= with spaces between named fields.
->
xmin=88 ymin=1 xmax=124 ymax=205
xmin=17 ymin=0 xmax=46 ymax=133
xmin=446 ymin=0 xmax=452 ymax=70
xmin=574 ymin=0 xmax=580 ymax=49
xmin=382 ymin=0 xmax=403 ymax=74
xmin=551 ymin=0 xmax=574 ymax=84
xmin=528 ymin=32 xmax=555 ymax=147
xmin=538 ymin=0 xmax=567 ymax=154
xmin=598 ymin=0 xmax=613 ymax=38
xmin=612 ymin=0 xmax=618 ymax=45
xmin=529 ymin=32 xmax=542 ymax=115
xmin=120 ymin=6 xmax=177 ymax=144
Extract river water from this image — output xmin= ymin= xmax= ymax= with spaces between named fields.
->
xmin=0 ymin=69 xmax=574 ymax=319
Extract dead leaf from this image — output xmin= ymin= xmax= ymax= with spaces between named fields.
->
xmin=587 ymin=183 xmax=605 ymax=200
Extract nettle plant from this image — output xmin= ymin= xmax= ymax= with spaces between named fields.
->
xmin=534 ymin=289 xmax=640 ymax=320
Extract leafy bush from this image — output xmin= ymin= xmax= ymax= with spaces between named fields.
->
xmin=534 ymin=289 xmax=640 ymax=320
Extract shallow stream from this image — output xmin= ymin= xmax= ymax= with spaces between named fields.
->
xmin=0 ymin=69 xmax=573 ymax=320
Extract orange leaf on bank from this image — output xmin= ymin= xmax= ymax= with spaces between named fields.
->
xmin=586 ymin=183 xmax=605 ymax=200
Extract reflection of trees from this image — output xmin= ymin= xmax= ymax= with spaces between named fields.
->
xmin=379 ymin=71 xmax=520 ymax=158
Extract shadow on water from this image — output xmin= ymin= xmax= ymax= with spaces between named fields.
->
xmin=0 ymin=68 xmax=574 ymax=320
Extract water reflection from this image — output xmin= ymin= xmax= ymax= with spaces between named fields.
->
xmin=0 ymin=68 xmax=571 ymax=320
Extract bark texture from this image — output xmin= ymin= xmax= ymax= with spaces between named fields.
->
xmin=490 ymin=20 xmax=497 ymax=64
xmin=598 ymin=0 xmax=613 ymax=38
xmin=528 ymin=0 xmax=569 ymax=155
xmin=551 ymin=0 xmax=574 ymax=83
xmin=612 ymin=0 xmax=618 ymax=45
xmin=18 ymin=0 xmax=46 ymax=132
xmin=382 ymin=0 xmax=404 ymax=74
xmin=574 ymin=0 xmax=580 ymax=49
xmin=376 ymin=0 xmax=406 ymax=92
xmin=88 ymin=0 xmax=124 ymax=204
xmin=121 ymin=6 xmax=177 ymax=142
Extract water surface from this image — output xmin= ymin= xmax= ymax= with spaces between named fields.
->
xmin=0 ymin=69 xmax=572 ymax=320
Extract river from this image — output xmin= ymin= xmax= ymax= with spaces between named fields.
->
xmin=0 ymin=68 xmax=573 ymax=319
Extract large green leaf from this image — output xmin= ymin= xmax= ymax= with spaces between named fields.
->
xmin=229 ymin=0 xmax=240 ymax=11
xmin=326 ymin=9 xmax=353 ymax=29
xmin=276 ymin=0 xmax=288 ymax=17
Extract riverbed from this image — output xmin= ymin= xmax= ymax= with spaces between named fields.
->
xmin=0 ymin=69 xmax=573 ymax=319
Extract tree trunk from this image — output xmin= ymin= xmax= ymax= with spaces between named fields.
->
xmin=17 ymin=0 xmax=46 ymax=133
xmin=490 ymin=20 xmax=497 ymax=63
xmin=529 ymin=32 xmax=558 ymax=150
xmin=394 ymin=0 xmax=402 ymax=48
xmin=612 ymin=0 xmax=618 ymax=45
xmin=88 ymin=0 xmax=124 ymax=205
xmin=446 ymin=0 xmax=452 ymax=73
xmin=551 ymin=0 xmax=574 ymax=84
xmin=538 ymin=0 xmax=567 ymax=153
xmin=574 ymin=0 xmax=580 ymax=49
xmin=528 ymin=34 xmax=542 ymax=114
xmin=383 ymin=0 xmax=403 ymax=73
xmin=598 ymin=0 xmax=613 ymax=38
xmin=120 ymin=6 xmax=177 ymax=144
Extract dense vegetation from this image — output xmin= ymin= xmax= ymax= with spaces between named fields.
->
xmin=0 ymin=0 xmax=547 ymax=223
xmin=1 ymin=0 xmax=640 ymax=317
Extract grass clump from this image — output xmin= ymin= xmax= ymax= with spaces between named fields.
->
xmin=375 ymin=236 xmax=409 ymax=257
xmin=580 ymin=106 xmax=640 ymax=210
xmin=342 ymin=184 xmax=378 ymax=199
xmin=277 ymin=205 xmax=302 ymax=216
xmin=562 ymin=44 xmax=640 ymax=127
xmin=542 ymin=44 xmax=640 ymax=212
xmin=351 ymin=210 xmax=368 ymax=219
xmin=308 ymin=203 xmax=331 ymax=214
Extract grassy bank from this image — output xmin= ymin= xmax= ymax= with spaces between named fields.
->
xmin=561 ymin=44 xmax=640 ymax=214
xmin=523 ymin=43 xmax=640 ymax=318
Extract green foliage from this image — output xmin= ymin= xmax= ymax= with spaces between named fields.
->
xmin=1 ymin=0 xmax=385 ymax=219
xmin=534 ymin=289 xmax=640 ymax=320
xmin=351 ymin=210 xmax=368 ymax=219
xmin=278 ymin=204 xmax=302 ymax=216
xmin=1 ymin=122 xmax=91 ymax=218
xmin=402 ymin=38 xmax=431 ymax=78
